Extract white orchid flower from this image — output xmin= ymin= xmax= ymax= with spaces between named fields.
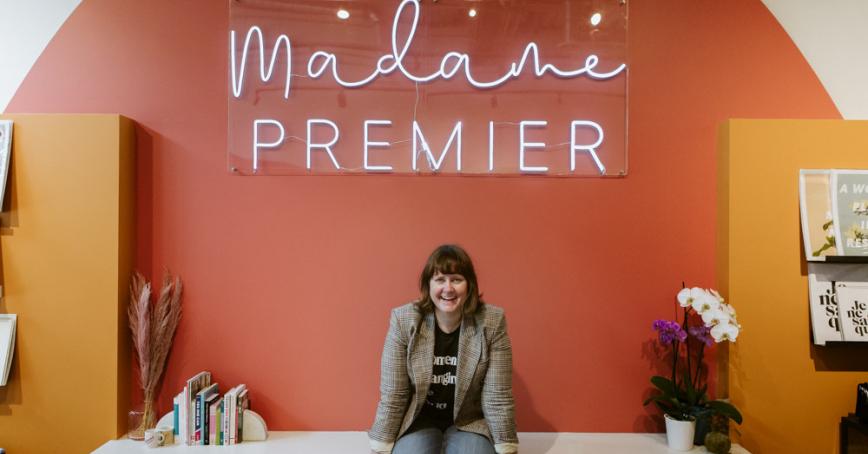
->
xmin=711 ymin=321 xmax=739 ymax=342
xmin=692 ymin=291 xmax=720 ymax=314
xmin=702 ymin=306 xmax=731 ymax=326
xmin=709 ymin=288 xmax=725 ymax=303
xmin=677 ymin=287 xmax=706 ymax=308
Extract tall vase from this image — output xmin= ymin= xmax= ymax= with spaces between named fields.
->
xmin=129 ymin=392 xmax=158 ymax=440
xmin=664 ymin=414 xmax=696 ymax=451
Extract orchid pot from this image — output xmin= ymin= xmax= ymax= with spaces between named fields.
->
xmin=691 ymin=405 xmax=714 ymax=445
xmin=664 ymin=413 xmax=696 ymax=451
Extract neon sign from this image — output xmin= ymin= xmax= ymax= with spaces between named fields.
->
xmin=231 ymin=0 xmax=625 ymax=98
xmin=228 ymin=0 xmax=628 ymax=176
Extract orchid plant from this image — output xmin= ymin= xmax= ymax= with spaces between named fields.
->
xmin=644 ymin=287 xmax=743 ymax=425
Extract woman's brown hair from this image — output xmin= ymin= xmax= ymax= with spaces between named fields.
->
xmin=415 ymin=244 xmax=483 ymax=317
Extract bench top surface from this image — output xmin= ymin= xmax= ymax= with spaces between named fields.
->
xmin=93 ymin=431 xmax=750 ymax=453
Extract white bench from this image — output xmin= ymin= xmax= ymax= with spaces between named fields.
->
xmin=93 ymin=431 xmax=751 ymax=453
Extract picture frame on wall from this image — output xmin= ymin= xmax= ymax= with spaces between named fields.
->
xmin=0 ymin=120 xmax=11 ymax=211
xmin=0 ymin=314 xmax=16 ymax=386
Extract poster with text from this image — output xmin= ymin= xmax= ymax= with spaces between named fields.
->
xmin=807 ymin=263 xmax=868 ymax=345
xmin=836 ymin=281 xmax=868 ymax=342
xmin=832 ymin=170 xmax=868 ymax=256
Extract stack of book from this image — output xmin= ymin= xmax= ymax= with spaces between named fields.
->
xmin=173 ymin=371 xmax=251 ymax=445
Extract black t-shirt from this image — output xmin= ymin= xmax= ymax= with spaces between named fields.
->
xmin=417 ymin=322 xmax=460 ymax=431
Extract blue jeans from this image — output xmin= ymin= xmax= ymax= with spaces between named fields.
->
xmin=392 ymin=422 xmax=495 ymax=454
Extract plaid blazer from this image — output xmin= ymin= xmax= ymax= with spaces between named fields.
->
xmin=369 ymin=302 xmax=518 ymax=454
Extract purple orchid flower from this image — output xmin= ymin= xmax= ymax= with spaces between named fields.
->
xmin=689 ymin=325 xmax=714 ymax=347
xmin=653 ymin=319 xmax=687 ymax=344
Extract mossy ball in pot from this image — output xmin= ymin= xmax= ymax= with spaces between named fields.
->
xmin=704 ymin=431 xmax=731 ymax=454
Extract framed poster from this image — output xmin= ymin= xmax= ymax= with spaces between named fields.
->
xmin=0 ymin=120 xmax=11 ymax=210
xmin=0 ymin=314 xmax=16 ymax=386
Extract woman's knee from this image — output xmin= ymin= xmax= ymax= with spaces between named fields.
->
xmin=443 ymin=427 xmax=495 ymax=454
xmin=393 ymin=426 xmax=443 ymax=454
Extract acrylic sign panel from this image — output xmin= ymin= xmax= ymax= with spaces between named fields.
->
xmin=228 ymin=0 xmax=628 ymax=176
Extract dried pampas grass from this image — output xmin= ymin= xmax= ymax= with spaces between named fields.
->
xmin=129 ymin=270 xmax=183 ymax=435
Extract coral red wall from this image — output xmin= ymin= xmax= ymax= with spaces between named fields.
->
xmin=6 ymin=0 xmax=839 ymax=432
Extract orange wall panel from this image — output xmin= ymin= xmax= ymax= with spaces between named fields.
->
xmin=0 ymin=115 xmax=135 ymax=454
xmin=719 ymin=119 xmax=868 ymax=454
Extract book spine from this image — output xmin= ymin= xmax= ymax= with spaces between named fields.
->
xmin=230 ymin=392 xmax=237 ymax=445
xmin=173 ymin=395 xmax=179 ymax=436
xmin=233 ymin=396 xmax=239 ymax=444
xmin=209 ymin=400 xmax=217 ymax=445
xmin=190 ymin=388 xmax=197 ymax=445
xmin=227 ymin=393 xmax=234 ymax=445
xmin=186 ymin=385 xmax=193 ymax=445
xmin=217 ymin=399 xmax=223 ymax=445
xmin=222 ymin=394 xmax=230 ymax=445
xmin=195 ymin=393 xmax=202 ymax=443
xmin=187 ymin=390 xmax=193 ymax=444
xmin=237 ymin=403 xmax=243 ymax=443
xmin=236 ymin=393 xmax=242 ymax=444
xmin=236 ymin=393 xmax=245 ymax=442
xmin=180 ymin=386 xmax=188 ymax=444
xmin=203 ymin=399 xmax=210 ymax=445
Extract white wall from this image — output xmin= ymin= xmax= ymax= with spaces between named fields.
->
xmin=0 ymin=0 xmax=81 ymax=112
xmin=762 ymin=0 xmax=868 ymax=119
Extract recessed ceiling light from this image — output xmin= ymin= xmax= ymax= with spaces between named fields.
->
xmin=337 ymin=9 xmax=350 ymax=20
xmin=468 ymin=8 xmax=478 ymax=18
xmin=590 ymin=12 xmax=602 ymax=26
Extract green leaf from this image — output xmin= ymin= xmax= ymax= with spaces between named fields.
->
xmin=682 ymin=370 xmax=699 ymax=405
xmin=650 ymin=376 xmax=676 ymax=396
xmin=707 ymin=400 xmax=743 ymax=424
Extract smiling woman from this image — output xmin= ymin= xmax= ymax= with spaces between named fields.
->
xmin=369 ymin=244 xmax=518 ymax=454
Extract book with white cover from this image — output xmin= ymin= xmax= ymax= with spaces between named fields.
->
xmin=809 ymin=273 xmax=842 ymax=345
xmin=835 ymin=281 xmax=868 ymax=341
xmin=0 ymin=314 xmax=16 ymax=386
xmin=807 ymin=263 xmax=868 ymax=345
